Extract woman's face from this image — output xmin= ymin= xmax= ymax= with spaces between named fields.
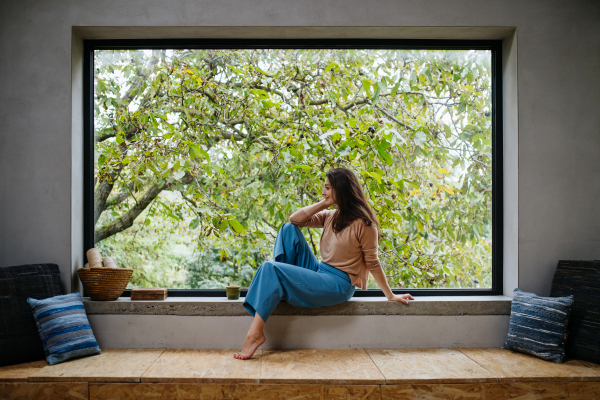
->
xmin=322 ymin=178 xmax=336 ymax=204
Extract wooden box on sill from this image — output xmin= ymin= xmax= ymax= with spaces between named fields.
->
xmin=130 ymin=288 xmax=168 ymax=300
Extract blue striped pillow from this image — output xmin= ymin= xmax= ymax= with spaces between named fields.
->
xmin=503 ymin=288 xmax=574 ymax=363
xmin=27 ymin=292 xmax=101 ymax=365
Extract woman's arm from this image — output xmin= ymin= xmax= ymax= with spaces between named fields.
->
xmin=289 ymin=198 xmax=335 ymax=227
xmin=370 ymin=268 xmax=414 ymax=304
xmin=361 ymin=224 xmax=414 ymax=304
xmin=289 ymin=199 xmax=329 ymax=222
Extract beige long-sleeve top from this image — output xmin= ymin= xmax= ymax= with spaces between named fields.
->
xmin=289 ymin=208 xmax=383 ymax=290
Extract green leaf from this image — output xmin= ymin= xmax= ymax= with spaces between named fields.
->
xmin=250 ymin=88 xmax=269 ymax=99
xmin=368 ymin=171 xmax=382 ymax=184
xmin=227 ymin=65 xmax=244 ymax=74
xmin=414 ymin=131 xmax=427 ymax=146
xmin=145 ymin=218 xmax=151 ymax=226
xmin=404 ymin=180 xmax=420 ymax=189
xmin=338 ymin=146 xmax=352 ymax=157
xmin=189 ymin=144 xmax=201 ymax=160
xmin=371 ymin=86 xmax=381 ymax=104
xmin=325 ymin=62 xmax=340 ymax=73
xmin=362 ymin=79 xmax=372 ymax=95
xmin=377 ymin=147 xmax=393 ymax=165
xmin=408 ymin=254 xmax=418 ymax=264
xmin=189 ymin=218 xmax=199 ymax=229
xmin=391 ymin=82 xmax=400 ymax=97
xmin=197 ymin=146 xmax=210 ymax=160
xmin=443 ymin=124 xmax=452 ymax=138
xmin=219 ymin=219 xmax=229 ymax=232
xmin=229 ymin=219 xmax=246 ymax=234
xmin=319 ymin=129 xmax=337 ymax=140
xmin=290 ymin=164 xmax=311 ymax=171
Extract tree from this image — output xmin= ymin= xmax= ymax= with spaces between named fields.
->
xmin=94 ymin=48 xmax=492 ymax=289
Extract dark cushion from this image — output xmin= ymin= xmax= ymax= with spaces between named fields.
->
xmin=550 ymin=260 xmax=600 ymax=364
xmin=0 ymin=264 xmax=62 ymax=366
xmin=28 ymin=292 xmax=101 ymax=365
xmin=503 ymin=288 xmax=574 ymax=363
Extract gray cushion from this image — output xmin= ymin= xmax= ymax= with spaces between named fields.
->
xmin=0 ymin=264 xmax=62 ymax=366
xmin=503 ymin=288 xmax=574 ymax=363
xmin=550 ymin=260 xmax=600 ymax=364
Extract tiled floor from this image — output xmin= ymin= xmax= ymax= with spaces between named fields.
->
xmin=1 ymin=348 xmax=599 ymax=399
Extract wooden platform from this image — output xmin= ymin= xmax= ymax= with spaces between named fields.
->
xmin=1 ymin=348 xmax=599 ymax=399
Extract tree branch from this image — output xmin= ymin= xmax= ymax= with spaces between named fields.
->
xmin=95 ymin=182 xmax=164 ymax=242
xmin=94 ymin=172 xmax=119 ymax=225
xmin=95 ymin=173 xmax=194 ymax=242
xmin=374 ymin=105 xmax=414 ymax=130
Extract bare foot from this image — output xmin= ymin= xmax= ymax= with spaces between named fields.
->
xmin=233 ymin=332 xmax=266 ymax=360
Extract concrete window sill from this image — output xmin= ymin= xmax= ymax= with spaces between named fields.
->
xmin=83 ymin=295 xmax=511 ymax=316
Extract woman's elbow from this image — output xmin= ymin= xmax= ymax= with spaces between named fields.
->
xmin=288 ymin=215 xmax=301 ymax=226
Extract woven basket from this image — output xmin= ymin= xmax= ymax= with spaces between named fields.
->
xmin=77 ymin=268 xmax=133 ymax=301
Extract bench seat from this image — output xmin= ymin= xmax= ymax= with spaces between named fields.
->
xmin=1 ymin=348 xmax=599 ymax=399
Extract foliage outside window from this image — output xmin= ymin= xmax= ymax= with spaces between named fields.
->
xmin=92 ymin=47 xmax=493 ymax=290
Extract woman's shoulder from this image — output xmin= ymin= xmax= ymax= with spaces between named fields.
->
xmin=321 ymin=209 xmax=337 ymax=219
xmin=350 ymin=217 xmax=378 ymax=234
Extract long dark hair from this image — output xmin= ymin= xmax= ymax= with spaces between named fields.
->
xmin=326 ymin=168 xmax=379 ymax=234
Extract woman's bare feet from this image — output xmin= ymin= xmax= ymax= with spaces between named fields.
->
xmin=233 ymin=331 xmax=265 ymax=360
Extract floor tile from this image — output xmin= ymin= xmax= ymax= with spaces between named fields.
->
xmin=141 ymin=349 xmax=262 ymax=383
xmin=382 ymin=384 xmax=483 ymax=400
xmin=28 ymin=348 xmax=165 ymax=383
xmin=367 ymin=348 xmax=497 ymax=384
xmin=260 ymin=349 xmax=385 ymax=384
xmin=0 ymin=361 xmax=48 ymax=382
xmin=484 ymin=382 xmax=568 ymax=400
xmin=458 ymin=348 xmax=600 ymax=382
xmin=0 ymin=382 xmax=88 ymax=400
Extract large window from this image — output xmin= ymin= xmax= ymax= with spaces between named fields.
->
xmin=85 ymin=39 xmax=502 ymax=296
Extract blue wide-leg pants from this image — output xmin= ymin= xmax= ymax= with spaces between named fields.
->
xmin=243 ymin=223 xmax=355 ymax=322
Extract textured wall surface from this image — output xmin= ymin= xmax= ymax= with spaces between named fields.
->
xmin=87 ymin=314 xmax=511 ymax=349
xmin=1 ymin=0 xmax=599 ymax=303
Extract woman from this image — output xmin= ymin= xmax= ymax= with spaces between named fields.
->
xmin=234 ymin=168 xmax=414 ymax=360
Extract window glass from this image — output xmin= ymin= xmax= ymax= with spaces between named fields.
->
xmin=93 ymin=48 xmax=492 ymax=290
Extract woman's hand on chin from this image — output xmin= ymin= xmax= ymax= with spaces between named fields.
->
xmin=388 ymin=294 xmax=415 ymax=304
xmin=322 ymin=196 xmax=335 ymax=208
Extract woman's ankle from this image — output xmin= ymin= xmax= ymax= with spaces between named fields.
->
xmin=247 ymin=329 xmax=265 ymax=339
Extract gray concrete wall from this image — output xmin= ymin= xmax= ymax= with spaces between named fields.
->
xmin=1 ymin=0 xmax=599 ymax=344
xmin=88 ymin=314 xmax=510 ymax=349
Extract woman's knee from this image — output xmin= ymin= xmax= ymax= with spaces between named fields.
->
xmin=279 ymin=222 xmax=297 ymax=234
xmin=279 ymin=222 xmax=301 ymax=240
xmin=258 ymin=260 xmax=277 ymax=272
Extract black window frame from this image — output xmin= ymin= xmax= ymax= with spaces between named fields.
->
xmin=84 ymin=38 xmax=503 ymax=297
